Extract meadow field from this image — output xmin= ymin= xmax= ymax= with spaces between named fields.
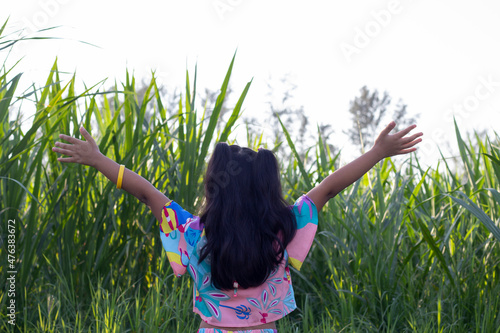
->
xmin=1 ymin=24 xmax=500 ymax=332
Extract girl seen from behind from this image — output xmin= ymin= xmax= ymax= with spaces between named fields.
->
xmin=52 ymin=120 xmax=422 ymax=332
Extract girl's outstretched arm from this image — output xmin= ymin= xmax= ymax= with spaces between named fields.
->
xmin=52 ymin=126 xmax=169 ymax=222
xmin=307 ymin=121 xmax=422 ymax=212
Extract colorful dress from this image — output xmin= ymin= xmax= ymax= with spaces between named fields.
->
xmin=159 ymin=195 xmax=318 ymax=328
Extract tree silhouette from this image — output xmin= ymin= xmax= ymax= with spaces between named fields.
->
xmin=346 ymin=86 xmax=419 ymax=151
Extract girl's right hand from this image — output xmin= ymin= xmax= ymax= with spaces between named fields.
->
xmin=372 ymin=121 xmax=423 ymax=159
xmin=52 ymin=126 xmax=102 ymax=168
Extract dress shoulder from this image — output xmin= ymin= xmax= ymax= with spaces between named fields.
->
xmin=159 ymin=201 xmax=204 ymax=277
xmin=287 ymin=195 xmax=319 ymax=270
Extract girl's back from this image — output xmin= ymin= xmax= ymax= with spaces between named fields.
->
xmin=160 ymin=143 xmax=318 ymax=328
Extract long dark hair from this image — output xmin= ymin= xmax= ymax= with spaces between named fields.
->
xmin=198 ymin=143 xmax=297 ymax=290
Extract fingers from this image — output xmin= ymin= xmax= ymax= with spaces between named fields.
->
xmin=401 ymin=138 xmax=422 ymax=149
xmin=57 ymin=157 xmax=77 ymax=163
xmin=395 ymin=124 xmax=417 ymax=138
xmin=380 ymin=121 xmax=396 ymax=137
xmin=53 ymin=137 xmax=78 ymax=156
xmin=52 ymin=127 xmax=99 ymax=166
xmin=80 ymin=127 xmax=96 ymax=145
xmin=395 ymin=147 xmax=417 ymax=155
xmin=402 ymin=132 xmax=423 ymax=145
xmin=374 ymin=122 xmax=422 ymax=158
xmin=58 ymin=127 xmax=95 ymax=145
xmin=398 ymin=130 xmax=423 ymax=153
xmin=54 ymin=142 xmax=73 ymax=150
xmin=52 ymin=146 xmax=73 ymax=156
xmin=59 ymin=133 xmax=81 ymax=144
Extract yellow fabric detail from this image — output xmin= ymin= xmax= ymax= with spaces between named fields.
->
xmin=161 ymin=207 xmax=178 ymax=234
xmin=288 ymin=256 xmax=303 ymax=270
xmin=167 ymin=252 xmax=182 ymax=266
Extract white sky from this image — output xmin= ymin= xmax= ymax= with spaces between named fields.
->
xmin=3 ymin=0 xmax=500 ymax=167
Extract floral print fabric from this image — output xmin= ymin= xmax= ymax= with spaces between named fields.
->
xmin=159 ymin=195 xmax=318 ymax=327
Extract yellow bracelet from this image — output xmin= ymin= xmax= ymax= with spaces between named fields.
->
xmin=117 ymin=164 xmax=125 ymax=189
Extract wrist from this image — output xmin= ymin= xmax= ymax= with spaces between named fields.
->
xmin=91 ymin=151 xmax=106 ymax=169
xmin=369 ymin=145 xmax=386 ymax=161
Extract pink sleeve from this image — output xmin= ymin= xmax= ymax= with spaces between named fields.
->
xmin=159 ymin=201 xmax=204 ymax=277
xmin=286 ymin=195 xmax=319 ymax=270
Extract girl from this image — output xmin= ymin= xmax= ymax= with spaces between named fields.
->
xmin=52 ymin=121 xmax=422 ymax=332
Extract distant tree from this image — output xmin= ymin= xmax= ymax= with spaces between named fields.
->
xmin=391 ymin=99 xmax=418 ymax=132
xmin=346 ymin=86 xmax=419 ymax=151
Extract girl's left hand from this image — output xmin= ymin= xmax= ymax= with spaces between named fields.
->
xmin=372 ymin=121 xmax=423 ymax=159
xmin=52 ymin=127 xmax=102 ymax=167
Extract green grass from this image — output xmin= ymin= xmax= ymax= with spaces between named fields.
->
xmin=1 ymin=22 xmax=500 ymax=332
